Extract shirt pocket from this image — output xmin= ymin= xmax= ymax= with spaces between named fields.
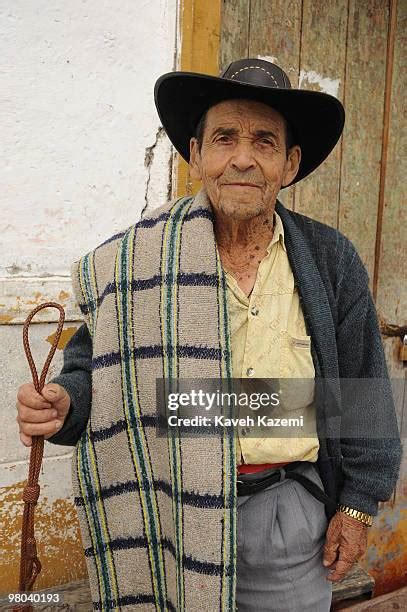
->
xmin=278 ymin=330 xmax=315 ymax=410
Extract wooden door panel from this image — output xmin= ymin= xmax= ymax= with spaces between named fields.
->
xmin=219 ymin=0 xmax=406 ymax=595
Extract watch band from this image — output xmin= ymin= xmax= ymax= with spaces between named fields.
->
xmin=338 ymin=504 xmax=373 ymax=527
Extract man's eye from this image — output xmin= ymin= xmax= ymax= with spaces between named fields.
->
xmin=258 ymin=138 xmax=274 ymax=146
xmin=216 ymin=135 xmax=233 ymax=143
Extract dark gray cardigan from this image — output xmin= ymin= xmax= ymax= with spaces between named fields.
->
xmin=48 ymin=199 xmax=402 ymax=516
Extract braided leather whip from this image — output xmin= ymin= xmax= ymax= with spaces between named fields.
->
xmin=15 ymin=303 xmax=65 ymax=612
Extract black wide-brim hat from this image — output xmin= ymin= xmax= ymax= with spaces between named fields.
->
xmin=154 ymin=58 xmax=345 ymax=187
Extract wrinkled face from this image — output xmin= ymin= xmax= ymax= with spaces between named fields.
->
xmin=190 ymin=99 xmax=301 ymax=220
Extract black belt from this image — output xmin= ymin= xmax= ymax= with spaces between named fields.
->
xmin=237 ymin=461 xmax=337 ymax=516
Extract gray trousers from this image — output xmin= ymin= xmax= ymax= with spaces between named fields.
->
xmin=236 ymin=462 xmax=332 ymax=611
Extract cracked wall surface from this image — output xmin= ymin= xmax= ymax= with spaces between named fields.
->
xmin=1 ymin=0 xmax=177 ymax=593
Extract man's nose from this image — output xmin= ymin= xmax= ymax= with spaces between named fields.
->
xmin=230 ymin=140 xmax=256 ymax=171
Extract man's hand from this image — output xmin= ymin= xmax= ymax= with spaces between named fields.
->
xmin=323 ymin=511 xmax=369 ymax=582
xmin=16 ymin=383 xmax=71 ymax=446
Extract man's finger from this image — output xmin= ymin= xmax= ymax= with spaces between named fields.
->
xmin=323 ymin=517 xmax=341 ymax=567
xmin=357 ymin=535 xmax=368 ymax=560
xmin=17 ymin=419 xmax=63 ymax=437
xmin=323 ymin=542 xmax=339 ymax=567
xmin=327 ymin=556 xmax=355 ymax=582
xmin=19 ymin=432 xmax=32 ymax=447
xmin=17 ymin=386 xmax=52 ymax=410
xmin=18 ymin=405 xmax=58 ymax=423
xmin=41 ymin=384 xmax=67 ymax=403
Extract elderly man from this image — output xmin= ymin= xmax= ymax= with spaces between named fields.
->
xmin=17 ymin=58 xmax=401 ymax=611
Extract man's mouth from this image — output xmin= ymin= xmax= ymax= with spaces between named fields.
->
xmin=222 ymin=182 xmax=262 ymax=189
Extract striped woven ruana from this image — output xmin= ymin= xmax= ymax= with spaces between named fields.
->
xmin=70 ymin=189 xmax=237 ymax=611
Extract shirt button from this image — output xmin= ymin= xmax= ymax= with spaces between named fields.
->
xmin=250 ymin=306 xmax=259 ymax=316
xmin=246 ymin=367 xmax=255 ymax=377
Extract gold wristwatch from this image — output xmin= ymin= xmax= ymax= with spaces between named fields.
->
xmin=338 ymin=504 xmax=373 ymax=527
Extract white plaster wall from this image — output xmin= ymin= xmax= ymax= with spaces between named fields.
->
xmin=0 ymin=0 xmax=178 ymax=589
xmin=1 ymin=0 xmax=177 ymax=282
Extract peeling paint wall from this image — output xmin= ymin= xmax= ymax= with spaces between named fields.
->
xmin=364 ymin=492 xmax=407 ymax=595
xmin=1 ymin=0 xmax=177 ymax=594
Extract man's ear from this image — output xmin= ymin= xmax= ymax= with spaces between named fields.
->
xmin=282 ymin=145 xmax=301 ymax=187
xmin=189 ymin=138 xmax=202 ymax=181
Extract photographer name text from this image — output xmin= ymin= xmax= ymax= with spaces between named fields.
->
xmin=167 ymin=415 xmax=304 ymax=428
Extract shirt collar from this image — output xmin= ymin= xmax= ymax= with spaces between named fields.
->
xmin=266 ymin=210 xmax=287 ymax=254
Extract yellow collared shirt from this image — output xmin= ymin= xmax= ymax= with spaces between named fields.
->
xmin=224 ymin=210 xmax=320 ymax=465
